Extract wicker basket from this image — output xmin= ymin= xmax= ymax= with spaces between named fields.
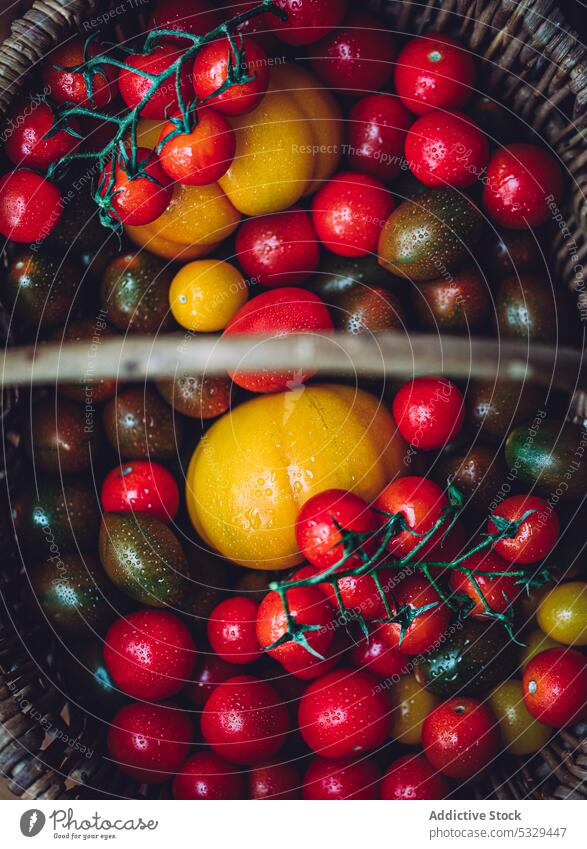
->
xmin=0 ymin=0 xmax=586 ymax=800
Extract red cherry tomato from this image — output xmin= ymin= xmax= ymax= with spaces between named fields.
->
xmin=449 ymin=549 xmax=519 ymax=616
xmin=158 ymin=108 xmax=235 ymax=185
xmin=312 ymin=171 xmax=394 ymax=257
xmin=119 ymin=44 xmax=192 ymax=119
xmin=184 ymin=652 xmax=239 ymax=707
xmin=208 ymin=596 xmax=262 ymax=665
xmin=392 ymin=376 xmax=465 ymax=451
xmin=394 ymin=34 xmax=476 ymax=115
xmin=483 ymin=143 xmax=564 ymax=229
xmin=488 ymin=495 xmax=559 ymax=564
xmin=346 ymin=94 xmax=413 ymax=182
xmin=98 ymin=148 xmax=172 ymax=226
xmin=374 ymin=476 xmax=448 ymax=559
xmin=223 ymin=287 xmax=333 ymax=393
xmin=108 ymin=702 xmax=193 ymax=783
xmin=173 ymin=751 xmax=245 ymax=799
xmin=350 ymin=626 xmax=406 ymax=679
xmin=201 ymin=675 xmax=290 ymax=764
xmin=235 ymin=209 xmax=319 ymax=288
xmin=0 ymin=169 xmax=62 ymax=243
xmin=298 ymin=668 xmax=390 ymax=758
xmin=42 ymin=38 xmax=118 ymax=108
xmin=405 ymin=111 xmax=488 ymax=188
xmin=522 ymin=647 xmax=587 ymax=727
xmin=381 ymin=753 xmax=449 ymax=800
xmin=147 ymin=0 xmax=222 ymax=44
xmin=192 ymin=37 xmax=269 ymax=116
xmin=309 ymin=13 xmax=395 ymax=97
xmin=101 ymin=461 xmax=180 ymax=521
xmin=4 ymin=102 xmax=80 ymax=170
xmin=422 ymin=697 xmax=500 ymax=779
xmin=379 ymin=575 xmax=451 ymax=655
xmin=249 ymin=762 xmax=301 ymax=800
xmin=104 ymin=610 xmax=196 ymax=701
xmin=303 ymin=756 xmax=381 ymax=800
xmin=273 ymin=0 xmax=347 ymax=46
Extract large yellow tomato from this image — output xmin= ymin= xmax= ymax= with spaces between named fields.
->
xmin=126 ymin=224 xmax=220 ymax=261
xmin=187 ymin=384 xmax=407 ymax=569
xmin=169 ymin=259 xmax=248 ymax=332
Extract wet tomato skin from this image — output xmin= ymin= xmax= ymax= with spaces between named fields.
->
xmin=522 ymin=647 xmax=587 ymax=727
xmin=0 ymin=170 xmax=62 ymax=242
xmin=381 ymin=753 xmax=450 ymax=799
xmin=422 ymin=697 xmax=500 ymax=779
xmin=405 ymin=111 xmax=488 ymax=188
xmin=346 ymin=94 xmax=413 ymax=182
xmin=249 ymin=762 xmax=301 ymax=799
xmin=379 ymin=575 xmax=451 ymax=656
xmin=42 ymin=38 xmax=118 ymax=107
xmin=99 ymin=148 xmax=171 ymax=226
xmin=147 ymin=0 xmax=222 ymax=43
xmin=303 ymin=756 xmax=381 ymax=799
xmin=172 ymin=752 xmax=246 ymax=800
xmin=119 ymin=44 xmax=192 ymax=119
xmin=392 ymin=376 xmax=465 ymax=451
xmin=158 ymin=108 xmax=235 ymax=185
xmin=350 ymin=627 xmax=406 ymax=679
xmin=192 ymin=37 xmax=269 ymax=115
xmin=4 ymin=102 xmax=80 ymax=170
xmin=101 ymin=461 xmax=180 ymax=521
xmin=537 ymin=582 xmax=587 ymax=646
xmin=488 ymin=494 xmax=559 ymax=564
xmin=374 ymin=476 xmax=449 ymax=559
xmin=449 ymin=550 xmax=519 ymax=616
xmin=395 ymin=34 xmax=476 ymax=115
xmin=184 ymin=653 xmax=238 ymax=707
xmin=273 ymin=0 xmax=347 ymax=47
xmin=208 ymin=596 xmax=262 ymax=665
xmin=235 ymin=209 xmax=319 ymax=288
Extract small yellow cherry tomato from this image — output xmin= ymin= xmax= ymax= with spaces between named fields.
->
xmin=169 ymin=259 xmax=248 ymax=332
xmin=519 ymin=628 xmax=562 ymax=668
xmin=537 ymin=581 xmax=587 ymax=645
xmin=490 ymin=680 xmax=552 ymax=755
xmin=126 ymin=223 xmax=220 ymax=261
xmin=389 ymin=674 xmax=440 ymax=745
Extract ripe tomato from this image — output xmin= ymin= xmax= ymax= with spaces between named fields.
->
xmin=0 ymin=169 xmax=62 ymax=242
xmin=310 ymin=13 xmax=395 ymax=97
xmin=101 ymin=461 xmax=180 ymax=521
xmin=448 ymin=549 xmax=519 ymax=617
xmin=249 ymin=763 xmax=301 ymax=800
xmin=488 ymin=495 xmax=559 ymax=564
xmin=108 ymin=702 xmax=193 ymax=783
xmin=490 ymin=680 xmax=552 ymax=755
xmin=298 ymin=668 xmax=390 ymax=758
xmin=208 ymin=596 xmax=262 ymax=665
xmin=392 ymin=376 xmax=465 ymax=451
xmin=483 ymin=144 xmax=564 ymax=229
xmin=169 ymin=258 xmax=248 ymax=332
xmin=158 ymin=108 xmax=235 ymax=185
xmin=119 ymin=45 xmax=192 ymax=119
xmin=223 ymin=287 xmax=333 ymax=393
xmin=273 ymin=0 xmax=347 ymax=46
xmin=235 ymin=209 xmax=319 ymax=288
xmin=201 ymin=675 xmax=290 ymax=764
xmin=147 ymin=0 xmax=221 ymax=43
xmin=405 ymin=112 xmax=488 ymax=188
xmin=379 ymin=575 xmax=451 ymax=655
xmin=42 ymin=38 xmax=118 ymax=107
xmin=381 ymin=753 xmax=449 ymax=800
xmin=4 ymin=102 xmax=79 ymax=170
xmin=303 ymin=756 xmax=381 ymax=800
xmin=422 ymin=697 xmax=500 ymax=779
xmin=389 ymin=674 xmax=439 ymax=745
xmin=173 ymin=751 xmax=245 ymax=800
xmin=394 ymin=34 xmax=476 ymax=115
xmin=192 ymin=36 xmax=269 ymax=116
xmin=522 ymin=647 xmax=587 ymax=727
xmin=350 ymin=626 xmax=406 ymax=679
xmin=99 ymin=148 xmax=171 ymax=226
xmin=346 ymin=94 xmax=412 ymax=182
xmin=184 ymin=652 xmax=238 ymax=707
xmin=104 ymin=610 xmax=196 ymax=701
xmin=312 ymin=171 xmax=393 ymax=257
xmin=518 ymin=628 xmax=562 ymax=668
xmin=537 ymin=582 xmax=587 ymax=645
xmin=374 ymin=476 xmax=448 ymax=559
xmin=157 ymin=374 xmax=231 ymax=419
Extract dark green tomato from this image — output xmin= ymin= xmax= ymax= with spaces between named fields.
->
xmin=484 ymin=230 xmax=541 ymax=278
xmin=411 ymin=268 xmax=490 ymax=333
xmin=45 ymin=187 xmax=107 ymax=254
xmin=50 ymin=319 xmax=118 ymax=402
xmin=414 ymin=619 xmax=515 ymax=697
xmin=467 ymin=379 xmax=545 ymax=443
xmin=432 ymin=446 xmax=507 ymax=520
xmin=25 ymin=395 xmax=104 ymax=474
xmin=101 ymin=252 xmax=175 ymax=334
xmin=3 ymin=252 xmax=80 ymax=330
xmin=59 ymin=639 xmax=127 ymax=718
xmin=156 ymin=375 xmax=231 ymax=419
xmin=12 ymin=477 xmax=100 ymax=557
xmin=28 ymin=553 xmax=116 ymax=635
xmin=328 ymin=284 xmax=406 ymax=334
xmin=312 ymin=253 xmax=399 ymax=301
xmin=505 ymin=420 xmax=587 ymax=501
xmin=495 ymin=275 xmax=564 ymax=343
xmin=467 ymin=95 xmax=518 ymax=145
xmin=378 ymin=189 xmax=483 ymax=281
xmin=99 ymin=512 xmax=189 ymax=606
xmin=102 ymin=386 xmax=183 ymax=460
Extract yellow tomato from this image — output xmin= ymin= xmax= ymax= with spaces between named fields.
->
xmin=125 ymin=224 xmax=220 ymax=261
xmin=186 ymin=384 xmax=407 ymax=569
xmin=537 ymin=581 xmax=587 ymax=645
xmin=519 ymin=628 xmax=562 ymax=667
xmin=389 ymin=675 xmax=439 ymax=745
xmin=134 ymin=118 xmax=166 ymax=150
xmin=218 ymin=88 xmax=314 ymax=216
xmin=169 ymin=259 xmax=248 ymax=332
xmin=490 ymin=680 xmax=552 ymax=755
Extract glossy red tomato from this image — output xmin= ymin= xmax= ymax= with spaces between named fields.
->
xmin=273 ymin=0 xmax=347 ymax=46
xmin=298 ymin=668 xmax=390 ymax=758
xmin=4 ymin=103 xmax=79 ymax=170
xmin=98 ymin=148 xmax=172 ymax=226
xmin=394 ymin=34 xmax=476 ymax=115
xmin=158 ymin=108 xmax=235 ymax=185
xmin=488 ymin=495 xmax=559 ymax=564
xmin=350 ymin=626 xmax=406 ymax=679
xmin=310 ymin=13 xmax=395 ymax=97
xmin=235 ymin=209 xmax=320 ymax=288
xmin=108 ymin=702 xmax=193 ymax=783
xmin=184 ymin=652 xmax=238 ymax=707
xmin=312 ymin=171 xmax=394 ymax=257
xmin=522 ymin=647 xmax=587 ymax=727
xmin=101 ymin=461 xmax=180 ymax=521
xmin=173 ymin=751 xmax=245 ymax=799
xmin=192 ymin=37 xmax=269 ymax=116
xmin=405 ymin=112 xmax=488 ymax=188
xmin=379 ymin=575 xmax=451 ymax=655
xmin=208 ymin=596 xmax=262 ymax=665
xmin=422 ymin=697 xmax=500 ymax=779
xmin=119 ymin=45 xmax=192 ymax=119
xmin=230 ymin=2 xmax=278 ymax=49
xmin=449 ymin=549 xmax=519 ymax=616
xmin=303 ymin=756 xmax=381 ymax=799
xmin=42 ymin=38 xmax=118 ymax=107
xmin=393 ymin=376 xmax=465 ymax=451
xmin=483 ymin=143 xmax=564 ymax=229
xmin=201 ymin=675 xmax=290 ymax=764
xmin=147 ymin=0 xmax=221 ymax=43
xmin=0 ymin=169 xmax=62 ymax=242
xmin=104 ymin=610 xmax=196 ymax=701
xmin=223 ymin=287 xmax=333 ymax=393
xmin=381 ymin=753 xmax=449 ymax=800
xmin=346 ymin=94 xmax=413 ymax=182
xmin=249 ymin=762 xmax=301 ymax=799
xmin=374 ymin=476 xmax=449 ymax=559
